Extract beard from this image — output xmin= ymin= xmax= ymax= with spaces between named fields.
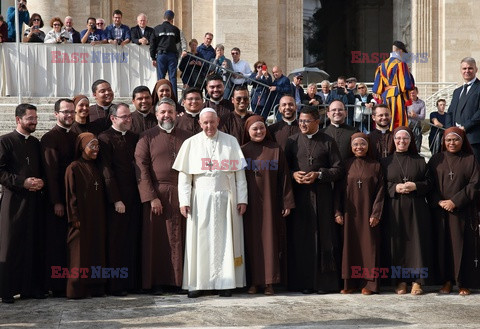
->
xmin=160 ymin=120 xmax=174 ymax=130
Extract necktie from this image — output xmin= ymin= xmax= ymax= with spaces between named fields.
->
xmin=460 ymin=83 xmax=469 ymax=100
xmin=456 ymin=83 xmax=470 ymax=123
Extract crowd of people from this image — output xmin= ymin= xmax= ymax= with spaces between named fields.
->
xmin=1 ymin=2 xmax=480 ymax=305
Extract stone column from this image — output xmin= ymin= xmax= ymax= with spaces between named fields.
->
xmin=284 ymin=0 xmax=303 ymax=73
xmin=411 ymin=0 xmax=433 ymax=83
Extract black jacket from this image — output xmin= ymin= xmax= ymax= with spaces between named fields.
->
xmin=131 ymin=25 xmax=154 ymax=45
xmin=149 ymin=21 xmax=180 ymax=60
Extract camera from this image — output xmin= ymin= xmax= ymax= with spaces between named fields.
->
xmin=89 ymin=24 xmax=96 ymax=31
xmin=336 ymin=87 xmax=345 ymax=95
xmin=116 ymin=38 xmax=122 ymax=45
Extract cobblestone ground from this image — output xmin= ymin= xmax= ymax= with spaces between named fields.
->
xmin=1 ymin=288 xmax=480 ymax=328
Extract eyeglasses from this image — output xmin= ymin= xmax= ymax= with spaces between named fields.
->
xmin=299 ymin=119 xmax=314 ymax=124
xmin=234 ymin=96 xmax=249 ymax=102
xmin=96 ymin=22 xmax=104 ymax=25
xmin=231 ymin=52 xmax=239 ymax=55
xmin=257 ymin=65 xmax=263 ymax=68
xmin=185 ymin=97 xmax=202 ymax=101
xmin=394 ymin=137 xmax=411 ymax=141
xmin=358 ymin=86 xmax=366 ymax=89
xmin=32 ymin=18 xmax=41 ymax=22
xmin=445 ymin=138 xmax=461 ymax=143
xmin=58 ymin=110 xmax=75 ymax=115
xmin=53 ymin=23 xmax=61 ymax=26
xmin=86 ymin=144 xmax=100 ymax=150
xmin=114 ymin=114 xmax=132 ymax=120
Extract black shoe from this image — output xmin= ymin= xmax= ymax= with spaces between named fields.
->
xmin=51 ymin=291 xmax=66 ymax=298
xmin=151 ymin=286 xmax=163 ymax=296
xmin=218 ymin=289 xmax=232 ymax=297
xmin=111 ymin=290 xmax=128 ymax=297
xmin=187 ymin=290 xmax=202 ymax=298
xmin=302 ymin=289 xmax=314 ymax=294
xmin=2 ymin=296 xmax=14 ymax=304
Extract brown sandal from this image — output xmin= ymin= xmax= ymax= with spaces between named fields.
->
xmin=340 ymin=288 xmax=356 ymax=294
xmin=247 ymin=285 xmax=257 ymax=294
xmin=395 ymin=282 xmax=407 ymax=295
xmin=361 ymin=288 xmax=373 ymax=295
xmin=459 ymin=288 xmax=471 ymax=296
xmin=439 ymin=281 xmax=452 ymax=294
xmin=411 ymin=282 xmax=424 ymax=295
xmin=264 ymin=284 xmax=274 ymax=296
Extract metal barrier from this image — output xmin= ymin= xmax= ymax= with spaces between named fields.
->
xmin=178 ymin=53 xmax=281 ymax=118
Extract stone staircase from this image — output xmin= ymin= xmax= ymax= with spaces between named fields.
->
xmin=0 ymin=96 xmax=132 ymax=138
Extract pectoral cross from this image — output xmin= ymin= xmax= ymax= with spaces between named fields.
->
xmin=308 ymin=156 xmax=314 ymax=165
xmin=94 ymin=181 xmax=99 ymax=191
xmin=448 ymin=171 xmax=454 ymax=181
xmin=26 ymin=156 xmax=30 ymax=165
xmin=253 ymin=167 xmax=260 ymax=176
xmin=402 ymin=177 xmax=408 ymax=183
xmin=475 ymin=258 xmax=478 ymax=268
xmin=172 ymin=151 xmax=176 ymax=159
xmin=383 ymin=148 xmax=388 ymax=158
xmin=357 ymin=179 xmax=362 ymax=189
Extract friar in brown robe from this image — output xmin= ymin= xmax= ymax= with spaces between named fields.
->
xmin=175 ymin=87 xmax=203 ymax=135
xmin=219 ymin=86 xmax=253 ymax=145
xmin=241 ymin=116 xmax=295 ymax=295
xmin=0 ymin=104 xmax=46 ymax=303
xmin=268 ymin=95 xmax=300 ymax=150
xmin=285 ymin=106 xmax=344 ymax=293
xmin=334 ymin=133 xmax=384 ymax=294
xmin=428 ymin=127 xmax=480 ymax=294
xmin=380 ymin=126 xmax=433 ymax=293
xmin=204 ymin=74 xmax=234 ymax=118
xmin=98 ymin=103 xmax=141 ymax=295
xmin=65 ymin=133 xmax=107 ymax=299
xmin=88 ymin=79 xmax=117 ymax=133
xmin=130 ymin=86 xmax=158 ymax=135
xmin=41 ymin=99 xmax=78 ymax=297
xmin=134 ymin=98 xmax=192 ymax=293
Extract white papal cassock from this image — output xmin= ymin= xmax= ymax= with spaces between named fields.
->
xmin=172 ymin=130 xmax=248 ymax=291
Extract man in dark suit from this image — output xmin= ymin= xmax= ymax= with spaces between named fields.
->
xmin=290 ymin=73 xmax=306 ymax=107
xmin=131 ymin=13 xmax=154 ymax=45
xmin=446 ymin=57 xmax=480 ymax=162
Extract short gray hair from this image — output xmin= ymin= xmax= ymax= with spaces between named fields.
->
xmin=461 ymin=57 xmax=476 ymax=66
xmin=320 ymin=80 xmax=330 ymax=87
xmin=156 ymin=97 xmax=176 ymax=112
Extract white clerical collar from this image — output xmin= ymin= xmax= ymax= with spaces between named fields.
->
xmin=97 ymin=104 xmax=110 ymax=110
xmin=210 ymin=98 xmax=221 ymax=105
xmin=16 ymin=129 xmax=30 ymax=139
xmin=331 ymin=123 xmax=340 ymax=128
xmin=56 ymin=123 xmax=71 ymax=133
xmin=282 ymin=118 xmax=296 ymax=125
xmin=112 ymin=125 xmax=127 ymax=135
xmin=377 ymin=127 xmax=389 ymax=134
xmin=186 ymin=110 xmax=200 ymax=117
xmin=306 ymin=128 xmax=319 ymax=139
xmin=137 ymin=110 xmax=150 ymax=117
xmin=158 ymin=124 xmax=174 ymax=134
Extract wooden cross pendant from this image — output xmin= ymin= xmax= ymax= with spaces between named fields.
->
xmin=357 ymin=179 xmax=362 ymax=189
xmin=94 ymin=181 xmax=99 ymax=191
xmin=448 ymin=171 xmax=454 ymax=181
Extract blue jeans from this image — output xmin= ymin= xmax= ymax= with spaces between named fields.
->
xmin=156 ymin=52 xmax=178 ymax=98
